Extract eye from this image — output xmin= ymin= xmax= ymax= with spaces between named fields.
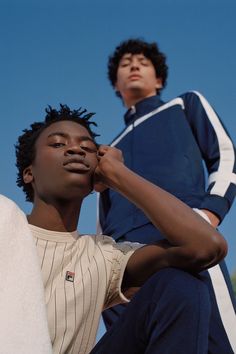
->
xmin=80 ymin=142 xmax=98 ymax=153
xmin=140 ymin=59 xmax=149 ymax=66
xmin=120 ymin=60 xmax=131 ymax=67
xmin=80 ymin=145 xmax=98 ymax=153
xmin=50 ymin=142 xmax=65 ymax=148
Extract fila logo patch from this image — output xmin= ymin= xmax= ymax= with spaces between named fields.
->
xmin=65 ymin=271 xmax=75 ymax=282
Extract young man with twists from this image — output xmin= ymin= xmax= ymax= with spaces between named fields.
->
xmin=1 ymin=104 xmax=227 ymax=353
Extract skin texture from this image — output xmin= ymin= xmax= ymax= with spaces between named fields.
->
xmin=23 ymin=120 xmax=227 ymax=290
xmin=24 ymin=121 xmax=98 ymax=232
xmin=115 ymin=53 xmax=163 ymax=108
xmin=115 ymin=52 xmax=220 ymax=227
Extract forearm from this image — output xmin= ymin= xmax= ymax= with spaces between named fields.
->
xmin=108 ymin=162 xmax=224 ymax=251
xmin=124 ymin=239 xmax=222 ymax=288
xmin=96 ymin=146 xmax=227 ymax=281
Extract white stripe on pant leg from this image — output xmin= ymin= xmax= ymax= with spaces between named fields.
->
xmin=193 ymin=208 xmax=236 ymax=351
xmin=208 ymin=265 xmax=236 ymax=352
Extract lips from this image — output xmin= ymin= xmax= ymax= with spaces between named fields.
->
xmin=128 ymin=74 xmax=142 ymax=80
xmin=63 ymin=156 xmax=90 ymax=173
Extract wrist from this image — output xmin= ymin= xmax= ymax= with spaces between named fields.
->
xmin=201 ymin=209 xmax=220 ymax=228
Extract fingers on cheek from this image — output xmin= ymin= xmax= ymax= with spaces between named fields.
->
xmin=97 ymin=149 xmax=104 ymax=158
xmin=98 ymin=147 xmax=110 ymax=158
xmin=98 ymin=145 xmax=106 ymax=153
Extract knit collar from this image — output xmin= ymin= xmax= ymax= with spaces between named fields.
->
xmin=29 ymin=223 xmax=79 ymax=243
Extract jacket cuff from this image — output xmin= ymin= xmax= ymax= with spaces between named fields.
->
xmin=199 ymin=195 xmax=230 ymax=224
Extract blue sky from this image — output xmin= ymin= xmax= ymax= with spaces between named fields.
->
xmin=1 ymin=0 xmax=235 ymax=275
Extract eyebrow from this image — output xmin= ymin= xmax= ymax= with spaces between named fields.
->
xmin=120 ymin=54 xmax=132 ymax=60
xmin=48 ymin=132 xmax=68 ymax=139
xmin=120 ymin=54 xmax=147 ymax=61
xmin=47 ymin=132 xmax=96 ymax=144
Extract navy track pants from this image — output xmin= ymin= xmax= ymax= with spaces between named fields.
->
xmin=91 ymin=268 xmax=211 ymax=354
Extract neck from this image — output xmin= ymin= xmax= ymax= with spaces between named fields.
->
xmin=123 ymin=91 xmax=157 ymax=108
xmin=27 ymin=198 xmax=82 ymax=232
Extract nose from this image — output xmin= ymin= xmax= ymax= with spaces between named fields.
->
xmin=130 ymin=58 xmax=140 ymax=71
xmin=65 ymin=144 xmax=86 ymax=156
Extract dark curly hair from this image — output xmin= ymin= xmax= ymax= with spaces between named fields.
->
xmin=108 ymin=38 xmax=168 ymax=97
xmin=15 ymin=104 xmax=98 ymax=202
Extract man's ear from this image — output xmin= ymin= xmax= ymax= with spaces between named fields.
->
xmin=155 ymin=78 xmax=163 ymax=90
xmin=114 ymin=80 xmax=121 ymax=94
xmin=23 ymin=166 xmax=34 ymax=184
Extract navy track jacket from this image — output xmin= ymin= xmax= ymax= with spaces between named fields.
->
xmin=99 ymin=91 xmax=236 ymax=241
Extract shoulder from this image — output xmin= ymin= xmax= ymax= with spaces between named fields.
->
xmin=163 ymin=91 xmax=205 ymax=111
xmin=82 ymin=234 xmax=143 ymax=255
xmin=178 ymin=91 xmax=208 ymax=104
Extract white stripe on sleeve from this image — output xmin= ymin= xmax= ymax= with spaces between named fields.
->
xmin=193 ymin=91 xmax=235 ymax=196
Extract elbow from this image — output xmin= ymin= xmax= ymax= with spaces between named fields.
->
xmin=192 ymin=233 xmax=228 ymax=271
xmin=209 ymin=233 xmax=228 ymax=262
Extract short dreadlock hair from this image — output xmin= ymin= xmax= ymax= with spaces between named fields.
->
xmin=108 ymin=38 xmax=168 ymax=97
xmin=15 ymin=104 xmax=98 ymax=202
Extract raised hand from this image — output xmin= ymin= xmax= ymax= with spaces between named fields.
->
xmin=93 ymin=145 xmax=124 ymax=192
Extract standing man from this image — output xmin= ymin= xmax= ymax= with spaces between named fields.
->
xmin=98 ymin=38 xmax=236 ymax=353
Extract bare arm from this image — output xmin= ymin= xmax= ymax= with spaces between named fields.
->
xmin=94 ymin=146 xmax=227 ymax=288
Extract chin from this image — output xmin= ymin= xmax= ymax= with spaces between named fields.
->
xmin=69 ymin=182 xmax=93 ymax=198
xmin=128 ymin=83 xmax=143 ymax=90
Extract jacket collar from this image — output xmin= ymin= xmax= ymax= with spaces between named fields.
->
xmin=124 ymin=95 xmax=164 ymax=125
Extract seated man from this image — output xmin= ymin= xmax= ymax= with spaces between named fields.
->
xmin=5 ymin=104 xmax=226 ymax=353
